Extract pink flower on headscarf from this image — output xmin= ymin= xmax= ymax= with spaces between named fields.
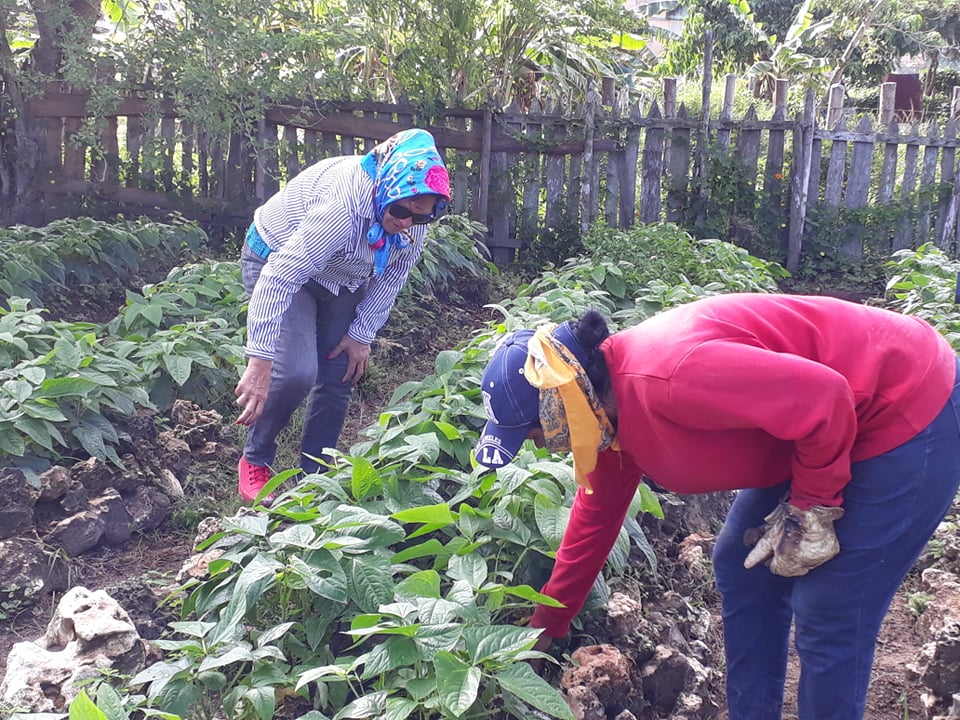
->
xmin=425 ymin=165 xmax=451 ymax=200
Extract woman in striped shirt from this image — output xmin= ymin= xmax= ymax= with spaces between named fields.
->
xmin=234 ymin=128 xmax=451 ymax=503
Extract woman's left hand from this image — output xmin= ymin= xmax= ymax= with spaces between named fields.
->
xmin=328 ymin=335 xmax=371 ymax=385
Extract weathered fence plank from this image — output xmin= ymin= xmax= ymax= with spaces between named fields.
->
xmin=842 ymin=116 xmax=875 ymax=258
xmin=895 ymin=131 xmax=922 ymax=250
xmin=936 ymin=121 xmax=958 ymax=247
xmin=823 ymin=118 xmax=848 ymax=208
xmin=734 ymin=106 xmax=762 ymax=193
xmin=877 ymin=121 xmax=899 ymax=205
xmin=916 ymin=122 xmax=941 ymax=246
xmin=665 ymin=105 xmax=691 ymax=222
xmin=640 ymin=103 xmax=664 ymax=223
xmin=619 ymin=103 xmax=641 ymax=227
xmin=763 ymin=80 xmax=789 ymax=250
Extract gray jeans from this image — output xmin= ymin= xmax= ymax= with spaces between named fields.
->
xmin=240 ymin=245 xmax=365 ymax=473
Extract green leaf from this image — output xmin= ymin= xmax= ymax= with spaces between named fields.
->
xmin=142 ymin=304 xmax=165 ymax=327
xmin=413 ymin=624 xmax=462 ymax=658
xmin=244 ymin=686 xmax=276 ymax=720
xmin=350 ymin=456 xmax=380 ymax=501
xmin=92 ymin=683 xmax=126 ymax=720
xmin=53 ymin=338 xmax=81 ymax=370
xmin=73 ymin=423 xmax=108 ymax=459
xmin=333 ymin=691 xmax=387 ymax=720
xmin=198 ymin=645 xmax=255 ymax=671
xmin=432 ymin=420 xmax=461 ymax=440
xmin=392 ymin=539 xmax=447 ymax=565
xmin=637 ymin=482 xmax=664 ymax=518
xmin=22 ymin=400 xmax=68 ymax=422
xmin=348 ymin=555 xmax=394 ymax=612
xmin=19 ymin=416 xmax=57 ymax=451
xmin=295 ymin=663 xmax=351 ymax=692
xmin=496 ymin=662 xmax=575 ymax=720
xmin=434 ymin=350 xmax=462 ymax=377
xmin=359 ymin=635 xmax=419 ymax=678
xmin=463 ymin=625 xmax=543 ymax=664
xmin=4 ymin=380 xmax=33 ymax=403
xmin=270 ymin=524 xmax=318 ymax=549
xmin=0 ymin=425 xmax=27 ymax=456
xmin=382 ymin=696 xmax=418 ymax=720
xmin=37 ymin=376 xmax=99 ymax=399
xmin=208 ymin=554 xmax=282 ymax=645
xmin=394 ymin=569 xmax=442 ymax=599
xmin=447 ymin=553 xmax=487 ymax=588
xmin=434 ymin=651 xmax=481 ymax=716
xmin=163 ymin=354 xmax=193 ymax=386
xmin=534 ymin=494 xmax=568 ymax=549
xmin=391 ymin=503 xmax=456 ymax=526
xmin=157 ymin=679 xmax=201 ymax=718
xmin=20 ymin=366 xmax=46 ymax=385
xmin=69 ymin=689 xmax=108 ymax=720
xmin=290 ymin=553 xmax=349 ymax=603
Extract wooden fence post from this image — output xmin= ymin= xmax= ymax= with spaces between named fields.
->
xmin=787 ymin=90 xmax=815 ymax=273
xmin=478 ymin=108 xmax=492 ymax=229
xmin=717 ymin=74 xmax=737 ymax=150
xmin=843 ymin=115 xmax=875 ymax=258
xmin=879 ymin=82 xmax=897 ymax=126
xmin=916 ymin=121 xmax=940 ymax=245
xmin=639 ymin=102 xmax=665 ymax=223
xmin=620 ymin=101 xmax=641 ymax=227
xmin=826 ymin=84 xmax=846 ymax=130
xmin=695 ymin=30 xmax=714 ymax=212
xmin=894 ymin=126 xmax=921 ymax=251
xmin=941 ymin=119 xmax=960 ymax=251
xmin=666 ymin=105 xmax=691 ymax=222
xmin=765 ymin=78 xmax=789 ymax=253
xmin=604 ymin=90 xmax=622 ymax=227
xmin=936 ymin=120 xmax=957 ymax=247
xmin=580 ymin=80 xmax=598 ymax=234
xmin=663 ymin=77 xmax=678 ymax=120
xmin=601 ymin=77 xmax=616 ymax=107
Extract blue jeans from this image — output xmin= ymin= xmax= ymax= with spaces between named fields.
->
xmin=240 ymin=244 xmax=365 ymax=473
xmin=713 ymin=359 xmax=960 ymax=720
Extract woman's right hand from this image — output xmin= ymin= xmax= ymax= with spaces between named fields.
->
xmin=235 ymin=357 xmax=273 ymax=426
xmin=528 ymin=632 xmax=554 ymax=675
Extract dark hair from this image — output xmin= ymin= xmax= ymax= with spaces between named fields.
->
xmin=568 ymin=309 xmax=613 ymax=398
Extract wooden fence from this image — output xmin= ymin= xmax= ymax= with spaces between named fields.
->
xmin=18 ymin=74 xmax=960 ymax=270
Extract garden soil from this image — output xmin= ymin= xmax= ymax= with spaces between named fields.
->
xmin=0 ymin=293 xmax=942 ymax=720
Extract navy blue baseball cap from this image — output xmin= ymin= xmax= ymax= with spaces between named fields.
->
xmin=474 ymin=322 xmax=590 ymax=469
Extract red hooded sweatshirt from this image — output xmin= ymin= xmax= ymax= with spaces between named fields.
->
xmin=530 ymin=293 xmax=956 ymax=637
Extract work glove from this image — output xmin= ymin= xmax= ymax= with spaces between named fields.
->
xmin=743 ymin=502 xmax=844 ymax=577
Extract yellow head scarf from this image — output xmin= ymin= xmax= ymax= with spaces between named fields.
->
xmin=523 ymin=324 xmax=617 ymax=492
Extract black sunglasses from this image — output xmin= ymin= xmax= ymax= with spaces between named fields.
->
xmin=387 ymin=202 xmax=436 ymax=225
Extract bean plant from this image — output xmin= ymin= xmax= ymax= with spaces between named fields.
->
xmin=884 ymin=242 xmax=960 ymax=350
xmin=0 ymin=215 xmax=205 ymax=308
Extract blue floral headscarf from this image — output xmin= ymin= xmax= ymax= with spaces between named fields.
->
xmin=359 ymin=129 xmax=451 ymax=275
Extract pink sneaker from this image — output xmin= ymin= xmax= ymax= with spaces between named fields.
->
xmin=238 ymin=457 xmax=274 ymax=505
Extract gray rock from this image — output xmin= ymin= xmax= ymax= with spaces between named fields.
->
xmin=0 ymin=538 xmax=68 ymax=619
xmin=0 ymin=468 xmax=38 ymax=541
xmin=125 ymin=486 xmax=172 ymax=533
xmin=89 ymin=489 xmax=135 ymax=546
xmin=0 ymin=587 xmax=145 ymax=712
xmin=45 ymin=511 xmax=105 ymax=556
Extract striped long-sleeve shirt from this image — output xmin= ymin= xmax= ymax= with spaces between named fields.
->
xmin=246 ymin=155 xmax=427 ymax=360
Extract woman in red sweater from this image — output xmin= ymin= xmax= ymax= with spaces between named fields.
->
xmin=474 ymin=293 xmax=960 ymax=720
